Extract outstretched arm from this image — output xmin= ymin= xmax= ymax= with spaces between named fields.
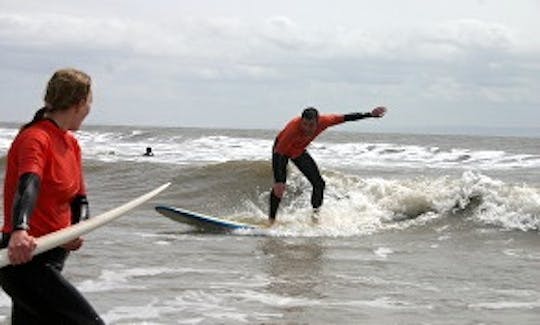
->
xmin=344 ymin=106 xmax=387 ymax=121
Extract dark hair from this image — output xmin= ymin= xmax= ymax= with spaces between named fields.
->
xmin=21 ymin=68 xmax=91 ymax=131
xmin=301 ymin=107 xmax=319 ymax=121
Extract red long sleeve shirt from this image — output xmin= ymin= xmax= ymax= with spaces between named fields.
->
xmin=3 ymin=120 xmax=86 ymax=237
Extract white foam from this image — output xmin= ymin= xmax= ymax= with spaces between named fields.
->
xmin=77 ymin=131 xmax=272 ymax=165
xmin=233 ymin=170 xmax=540 ymax=237
xmin=374 ymin=247 xmax=393 ymax=259
xmin=169 ymin=289 xmax=253 ymax=322
xmin=102 ymin=297 xmax=177 ymax=323
xmin=3 ymin=126 xmax=538 ymax=170
xmin=469 ymin=299 xmax=540 ymax=310
xmin=232 ymin=289 xmax=318 ymax=307
xmin=77 ymin=267 xmax=180 ymax=292
xmin=336 ymin=296 xmax=432 ymax=310
xmin=0 ymin=291 xmax=10 ymax=308
xmin=313 ymin=141 xmax=540 ymax=170
xmin=334 ymin=274 xmax=441 ymax=292
xmin=0 ymin=128 xmax=16 ymax=157
xmin=77 ymin=265 xmax=255 ymax=293
xmin=503 ymin=249 xmax=540 ymax=260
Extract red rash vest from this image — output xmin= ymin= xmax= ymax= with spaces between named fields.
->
xmin=2 ymin=120 xmax=86 ymax=237
xmin=273 ymin=114 xmax=344 ymax=158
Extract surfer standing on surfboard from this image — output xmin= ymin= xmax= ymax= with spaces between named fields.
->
xmin=269 ymin=106 xmax=387 ymax=225
xmin=0 ymin=69 xmax=105 ymax=324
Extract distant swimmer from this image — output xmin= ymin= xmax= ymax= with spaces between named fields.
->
xmin=143 ymin=147 xmax=154 ymax=157
xmin=269 ymin=106 xmax=387 ymax=225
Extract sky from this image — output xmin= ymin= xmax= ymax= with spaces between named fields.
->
xmin=1 ymin=0 xmax=539 ymax=136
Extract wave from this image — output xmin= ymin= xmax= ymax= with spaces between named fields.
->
xmin=84 ymin=136 xmax=539 ymax=170
xmin=311 ymin=142 xmax=540 ymax=170
xmin=2 ymin=121 xmax=539 ymax=235
xmin=161 ymin=161 xmax=540 ymax=236
xmin=1 ymin=126 xmax=539 ymax=170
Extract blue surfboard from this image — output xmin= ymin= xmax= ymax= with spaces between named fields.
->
xmin=155 ymin=205 xmax=257 ymax=231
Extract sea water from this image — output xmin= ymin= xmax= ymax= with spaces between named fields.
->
xmin=0 ymin=123 xmax=539 ymax=324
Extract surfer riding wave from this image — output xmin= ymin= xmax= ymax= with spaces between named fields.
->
xmin=269 ymin=106 xmax=387 ymax=225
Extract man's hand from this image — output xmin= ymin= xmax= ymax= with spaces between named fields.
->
xmin=371 ymin=106 xmax=387 ymax=118
xmin=8 ymin=230 xmax=37 ymax=265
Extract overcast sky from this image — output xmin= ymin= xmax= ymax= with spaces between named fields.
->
xmin=1 ymin=0 xmax=539 ymax=135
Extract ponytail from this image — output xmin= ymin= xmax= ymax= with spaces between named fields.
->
xmin=20 ymin=106 xmax=49 ymax=132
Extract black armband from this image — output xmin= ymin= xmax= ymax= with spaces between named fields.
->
xmin=71 ymin=195 xmax=90 ymax=224
xmin=12 ymin=173 xmax=41 ymax=231
xmin=343 ymin=112 xmax=372 ymax=121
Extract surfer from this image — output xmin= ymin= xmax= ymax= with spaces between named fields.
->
xmin=269 ymin=106 xmax=387 ymax=224
xmin=0 ymin=69 xmax=105 ymax=324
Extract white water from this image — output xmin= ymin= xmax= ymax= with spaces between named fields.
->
xmin=228 ymin=170 xmax=540 ymax=236
xmin=2 ymin=126 xmax=539 ymax=170
xmin=1 ymin=124 xmax=539 ymax=324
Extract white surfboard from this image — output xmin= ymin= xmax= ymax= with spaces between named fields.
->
xmin=0 ymin=182 xmax=171 ymax=268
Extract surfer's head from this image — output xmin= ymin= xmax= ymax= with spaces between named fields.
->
xmin=300 ymin=107 xmax=319 ymax=136
xmin=302 ymin=107 xmax=319 ymax=121
xmin=21 ymin=68 xmax=92 ymax=132
xmin=44 ymin=68 xmax=92 ymax=114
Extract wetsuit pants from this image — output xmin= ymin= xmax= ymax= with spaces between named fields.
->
xmin=0 ymin=236 xmax=105 ymax=325
xmin=270 ymin=149 xmax=326 ymax=219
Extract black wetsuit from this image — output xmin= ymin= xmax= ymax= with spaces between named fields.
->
xmin=269 ymin=112 xmax=373 ymax=220
xmin=270 ymin=141 xmax=326 ymax=220
xmin=0 ymin=173 xmax=104 ymax=324
xmin=0 ymin=236 xmax=104 ymax=324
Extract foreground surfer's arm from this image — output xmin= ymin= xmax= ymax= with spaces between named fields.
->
xmin=343 ymin=106 xmax=387 ymax=121
xmin=8 ymin=172 xmax=39 ymax=265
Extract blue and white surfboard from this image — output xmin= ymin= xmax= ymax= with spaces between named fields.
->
xmin=155 ymin=205 xmax=257 ymax=231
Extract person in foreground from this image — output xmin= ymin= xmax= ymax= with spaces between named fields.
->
xmin=269 ymin=106 xmax=387 ymax=225
xmin=0 ymin=68 xmax=105 ymax=324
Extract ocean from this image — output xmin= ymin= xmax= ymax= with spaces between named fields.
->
xmin=0 ymin=122 xmax=539 ymax=324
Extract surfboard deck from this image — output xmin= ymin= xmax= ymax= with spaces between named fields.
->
xmin=0 ymin=182 xmax=171 ymax=268
xmin=155 ymin=205 xmax=258 ymax=232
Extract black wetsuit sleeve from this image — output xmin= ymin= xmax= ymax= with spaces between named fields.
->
xmin=71 ymin=195 xmax=90 ymax=224
xmin=12 ymin=172 xmax=41 ymax=231
xmin=343 ymin=112 xmax=372 ymax=121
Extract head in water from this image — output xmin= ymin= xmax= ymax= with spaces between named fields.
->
xmin=300 ymin=107 xmax=319 ymax=136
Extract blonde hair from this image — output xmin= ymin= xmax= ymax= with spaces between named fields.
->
xmin=22 ymin=68 xmax=92 ymax=130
